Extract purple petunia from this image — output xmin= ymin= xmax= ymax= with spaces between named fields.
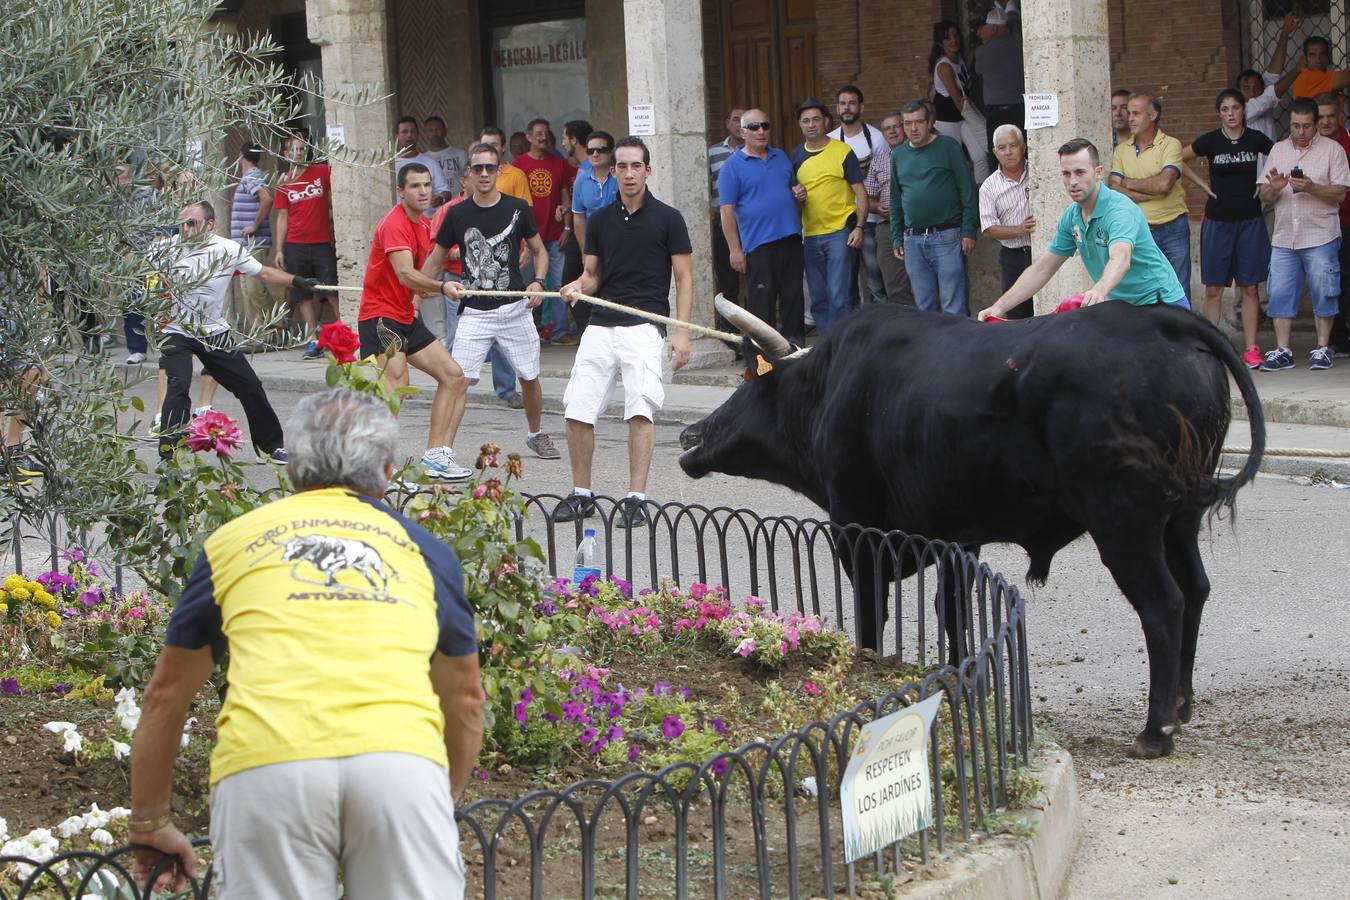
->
xmin=62 ymin=548 xmax=86 ymax=563
xmin=534 ymin=598 xmax=558 ymax=617
xmin=628 ymin=744 xmax=641 ymax=763
xmin=661 ymin=716 xmax=685 ymax=740
xmin=1 ymin=677 xmax=19 ymax=695
xmin=652 ymin=681 xmax=672 ymax=697
xmin=711 ymin=718 xmax=728 ymax=736
xmin=711 ymin=758 xmax=730 ymax=777
xmin=579 ymin=726 xmax=598 ymax=745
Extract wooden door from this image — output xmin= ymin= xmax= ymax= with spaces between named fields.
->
xmin=720 ymin=0 xmax=818 ymax=151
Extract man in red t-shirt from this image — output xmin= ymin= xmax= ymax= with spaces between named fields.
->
xmin=357 ymin=163 xmax=472 ymax=481
xmin=275 ymin=133 xmax=339 ymax=359
xmin=512 ymin=118 xmax=575 ymax=341
xmin=1317 ymin=93 xmax=1350 ymax=355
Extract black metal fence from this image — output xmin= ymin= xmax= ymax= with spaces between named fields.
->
xmin=2 ymin=496 xmax=1033 ymax=899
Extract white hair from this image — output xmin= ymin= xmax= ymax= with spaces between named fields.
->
xmin=992 ymin=123 xmax=1025 ymax=146
xmin=288 ymin=389 xmax=398 ymax=497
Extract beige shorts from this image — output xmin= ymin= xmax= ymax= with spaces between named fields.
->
xmin=209 ymin=752 xmax=464 ymax=899
xmin=563 ymin=323 xmax=665 ymax=424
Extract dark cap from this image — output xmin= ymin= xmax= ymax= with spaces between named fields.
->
xmin=240 ymin=141 xmax=264 ymax=163
xmin=795 ymin=97 xmax=831 ymax=120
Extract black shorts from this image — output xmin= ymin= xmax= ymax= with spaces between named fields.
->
xmin=283 ymin=242 xmax=338 ymax=303
xmin=358 ymin=316 xmax=437 ymax=358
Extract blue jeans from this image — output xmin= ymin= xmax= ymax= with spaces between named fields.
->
xmin=437 ymin=292 xmax=518 ymax=399
xmin=859 ymin=221 xmax=885 ymax=304
xmin=123 ymin=312 xmax=147 ymax=354
xmin=1267 ymin=239 xmax=1341 ymax=319
xmin=522 ymin=240 xmax=570 ymax=338
xmin=902 ymin=227 xmax=969 ymax=316
xmin=1150 ymin=214 xmax=1192 ymax=305
xmin=804 ymin=228 xmax=854 ymax=331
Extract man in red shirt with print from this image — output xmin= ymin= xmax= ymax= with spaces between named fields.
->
xmin=357 ymin=163 xmax=472 ymax=481
xmin=275 ymin=132 xmax=339 ymax=359
xmin=513 ymin=118 xmax=575 ymax=343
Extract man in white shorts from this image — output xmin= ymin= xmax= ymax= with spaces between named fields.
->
xmin=425 ymin=144 xmax=559 ymax=459
xmin=558 ymin=136 xmax=693 ymax=528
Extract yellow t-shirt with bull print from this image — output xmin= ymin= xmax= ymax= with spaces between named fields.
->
xmin=165 ymin=487 xmax=475 ymax=785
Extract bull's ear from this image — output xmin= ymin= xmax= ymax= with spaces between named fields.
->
xmin=755 ymin=354 xmax=774 ymax=376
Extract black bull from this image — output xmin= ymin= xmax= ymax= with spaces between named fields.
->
xmin=678 ymin=302 xmax=1265 ymax=758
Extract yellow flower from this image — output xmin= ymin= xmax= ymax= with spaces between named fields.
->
xmin=3 ymin=575 xmax=24 ymax=591
xmin=25 ymin=581 xmax=41 ymax=594
xmin=9 ymin=587 xmax=31 ymax=602
xmin=35 ymin=591 xmax=54 ymax=609
xmin=45 ymin=610 xmax=62 ymax=629
xmin=0 ymin=603 xmax=8 ymax=616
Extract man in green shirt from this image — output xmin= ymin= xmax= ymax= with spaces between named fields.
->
xmin=889 ymin=100 xmax=978 ymax=316
xmin=978 ymin=138 xmax=1188 ymax=320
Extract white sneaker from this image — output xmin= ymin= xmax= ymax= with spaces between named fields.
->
xmin=420 ymin=446 xmax=472 ymax=481
xmin=193 ymin=405 xmax=213 ymax=417
xmin=148 ymin=413 xmax=162 ymax=437
xmin=125 ymin=352 xmax=146 ymax=365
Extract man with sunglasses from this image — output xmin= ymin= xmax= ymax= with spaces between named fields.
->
xmin=425 ymin=145 xmax=560 ymax=460
xmin=570 ymin=132 xmax=619 ymax=334
xmin=717 ymin=109 xmax=808 ymax=351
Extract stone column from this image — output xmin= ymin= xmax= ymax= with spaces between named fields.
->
xmin=308 ymin=0 xmax=396 ymax=321
xmin=623 ymin=0 xmax=733 ymax=369
xmin=1021 ymin=0 xmax=1111 ymax=313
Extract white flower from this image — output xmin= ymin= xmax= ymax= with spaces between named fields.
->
xmin=800 ymin=776 xmax=819 ymax=799
xmin=62 ymin=728 xmax=83 ymax=754
xmin=111 ymin=740 xmax=131 ymax=760
xmin=0 ymin=815 xmax=7 ymax=842
xmin=115 ymin=688 xmax=141 ymax=733
xmin=88 ymin=828 xmax=114 ymax=847
xmin=57 ymin=815 xmax=86 ymax=838
xmin=42 ymin=720 xmax=77 ymax=734
xmin=81 ymin=803 xmax=110 ymax=830
xmin=180 ymin=716 xmax=197 ymax=748
xmin=107 ymin=807 xmax=130 ymax=821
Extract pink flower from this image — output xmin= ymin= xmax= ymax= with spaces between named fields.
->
xmin=735 ymin=637 xmax=756 ymax=657
xmin=661 ymin=716 xmax=685 ymax=739
xmin=783 ymin=625 xmax=800 ymax=650
xmin=803 ymin=681 xmax=821 ymax=697
xmin=184 ymin=410 xmax=243 ymax=459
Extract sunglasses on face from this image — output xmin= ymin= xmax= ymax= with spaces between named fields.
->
xmin=469 ymin=163 xmax=499 ymax=174
xmin=586 ymin=145 xmax=612 ymax=155
xmin=743 ymin=121 xmax=770 ymax=131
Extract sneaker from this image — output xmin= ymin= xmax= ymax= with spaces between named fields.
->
xmin=1243 ymin=345 xmax=1262 ymax=369
xmin=550 ymin=332 xmax=578 ymax=346
xmin=302 ymin=340 xmax=323 ymax=360
xmin=261 ymin=447 xmax=289 ymax=465
xmin=100 ymin=334 xmax=116 ymax=349
xmin=125 ymin=352 xmax=146 ymax=365
xmin=552 ymin=492 xmax=597 ymax=522
xmin=538 ymin=324 xmax=554 ymax=343
xmin=614 ymin=497 xmax=649 ymax=530
xmin=1309 ymin=347 xmax=1333 ymax=370
xmin=193 ymin=405 xmax=213 ymax=418
xmin=420 ymin=446 xmax=473 ymax=481
xmin=1 ymin=445 xmax=43 ymax=478
xmin=1329 ymin=344 xmax=1350 ymax=360
xmin=503 ymin=392 xmax=525 ymax=410
xmin=1258 ymin=347 xmax=1294 ymax=372
xmin=525 ymin=432 xmax=561 ymax=459
xmin=0 ymin=459 xmax=33 ymax=487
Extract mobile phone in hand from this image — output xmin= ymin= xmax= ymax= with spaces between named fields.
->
xmin=1290 ymin=166 xmax=1304 ymax=179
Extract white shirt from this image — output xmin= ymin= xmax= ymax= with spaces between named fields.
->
xmin=1245 ymin=71 xmax=1281 ymax=172
xmin=828 ymin=122 xmax=887 ymax=222
xmin=155 ymin=234 xmax=261 ymax=337
xmin=978 ymin=166 xmax=1031 ymax=248
xmin=425 ymin=145 xmax=467 ymax=192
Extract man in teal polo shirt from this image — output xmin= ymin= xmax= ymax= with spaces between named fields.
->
xmin=978 ymin=138 xmax=1188 ymax=320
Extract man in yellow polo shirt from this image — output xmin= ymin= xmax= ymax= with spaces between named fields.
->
xmin=1109 ymin=92 xmax=1192 ymax=304
xmin=792 ymin=97 xmax=869 ymax=331
xmin=128 ymin=388 xmax=483 ymax=899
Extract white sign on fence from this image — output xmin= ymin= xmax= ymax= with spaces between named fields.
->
xmin=628 ymin=103 xmax=656 ymax=136
xmin=839 ymin=692 xmax=944 ymax=862
xmin=1023 ymin=92 xmax=1059 ymax=130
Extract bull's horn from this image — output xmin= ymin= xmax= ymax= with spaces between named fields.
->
xmin=714 ymin=294 xmax=793 ymax=357
xmin=783 ymin=347 xmax=811 ymax=359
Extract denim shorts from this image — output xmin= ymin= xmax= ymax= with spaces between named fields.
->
xmin=1200 ymin=216 xmax=1270 ymax=287
xmin=1267 ymin=240 xmax=1341 ymax=319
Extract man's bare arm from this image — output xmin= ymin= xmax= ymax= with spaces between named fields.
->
xmin=1116 ymin=168 xmax=1180 ymax=197
xmin=430 ymin=651 xmax=485 ymax=802
xmin=979 ymin=251 xmax=1069 ymax=319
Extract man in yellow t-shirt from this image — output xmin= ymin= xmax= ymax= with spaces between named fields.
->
xmin=791 ymin=97 xmax=868 ymax=332
xmin=1291 ymin=35 xmax=1350 ymax=99
xmin=128 ymin=389 xmax=482 ymax=899
xmin=1108 ymin=92 xmax=1192 ymax=304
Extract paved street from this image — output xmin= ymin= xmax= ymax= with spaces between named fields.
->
xmin=108 ymin=354 xmax=1350 ymax=898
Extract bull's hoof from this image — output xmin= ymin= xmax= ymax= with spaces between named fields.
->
xmin=1176 ymin=694 xmax=1195 ymax=725
xmin=1128 ymin=731 xmax=1175 ymax=759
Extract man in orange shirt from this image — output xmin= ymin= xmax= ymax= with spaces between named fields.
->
xmin=1292 ymin=35 xmax=1350 ymax=99
xmin=479 ymin=127 xmax=529 ymax=202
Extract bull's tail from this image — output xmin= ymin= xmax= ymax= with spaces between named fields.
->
xmin=1192 ymin=322 xmax=1265 ymax=511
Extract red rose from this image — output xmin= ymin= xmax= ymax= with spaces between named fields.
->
xmin=316 ymin=321 xmax=360 ymax=364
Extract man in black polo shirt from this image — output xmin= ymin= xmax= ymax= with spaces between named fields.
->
xmin=556 ymin=136 xmax=693 ymax=528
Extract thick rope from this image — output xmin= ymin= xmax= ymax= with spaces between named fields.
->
xmin=1221 ymin=446 xmax=1350 ymax=459
xmin=312 ymin=284 xmax=741 ymax=343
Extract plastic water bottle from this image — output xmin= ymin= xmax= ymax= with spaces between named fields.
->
xmin=573 ymin=527 xmax=602 ymax=587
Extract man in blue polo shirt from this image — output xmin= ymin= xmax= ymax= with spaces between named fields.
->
xmin=978 ymin=138 xmax=1188 ymax=320
xmin=718 ymin=107 xmax=808 ymax=346
xmin=571 ymin=130 xmax=618 ymax=254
